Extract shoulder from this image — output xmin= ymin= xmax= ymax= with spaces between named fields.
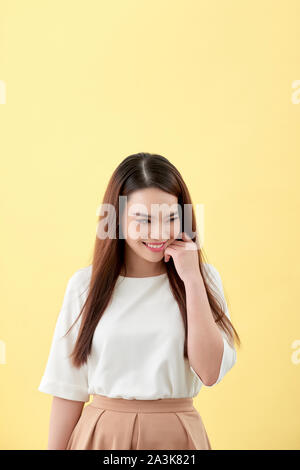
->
xmin=203 ymin=262 xmax=232 ymax=319
xmin=202 ymin=263 xmax=227 ymax=303
xmin=66 ymin=265 xmax=92 ymax=297
xmin=202 ymin=263 xmax=222 ymax=287
xmin=57 ymin=266 xmax=92 ymax=324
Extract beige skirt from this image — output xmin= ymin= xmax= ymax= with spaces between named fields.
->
xmin=66 ymin=394 xmax=212 ymax=450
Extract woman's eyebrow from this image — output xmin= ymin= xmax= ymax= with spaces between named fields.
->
xmin=133 ymin=211 xmax=178 ymax=218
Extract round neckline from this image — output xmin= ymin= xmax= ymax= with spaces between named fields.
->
xmin=118 ymin=272 xmax=168 ymax=279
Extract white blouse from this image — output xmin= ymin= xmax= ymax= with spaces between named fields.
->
xmin=38 ymin=263 xmax=237 ymax=402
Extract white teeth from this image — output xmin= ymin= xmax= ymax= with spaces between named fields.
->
xmin=146 ymin=243 xmax=164 ymax=248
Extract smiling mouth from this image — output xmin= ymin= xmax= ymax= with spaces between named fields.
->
xmin=142 ymin=241 xmax=168 ymax=250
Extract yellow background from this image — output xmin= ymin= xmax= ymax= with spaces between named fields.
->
xmin=1 ymin=0 xmax=300 ymax=450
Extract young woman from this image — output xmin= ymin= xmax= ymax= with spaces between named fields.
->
xmin=38 ymin=152 xmax=240 ymax=450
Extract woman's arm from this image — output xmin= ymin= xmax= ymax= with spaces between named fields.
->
xmin=186 ymin=265 xmax=237 ymax=387
xmin=47 ymin=396 xmax=85 ymax=450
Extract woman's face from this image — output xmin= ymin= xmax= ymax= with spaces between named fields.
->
xmin=121 ymin=188 xmax=181 ymax=264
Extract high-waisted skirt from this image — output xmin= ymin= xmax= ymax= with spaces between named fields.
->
xmin=66 ymin=394 xmax=212 ymax=450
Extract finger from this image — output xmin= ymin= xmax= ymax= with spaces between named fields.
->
xmin=168 ymin=240 xmax=186 ymax=246
xmin=164 ymin=246 xmax=177 ymax=261
xmin=165 ymin=246 xmax=177 ymax=253
xmin=166 ymin=243 xmax=181 ymax=250
xmin=170 ymin=239 xmax=193 ymax=249
xmin=164 ymin=244 xmax=179 ymax=261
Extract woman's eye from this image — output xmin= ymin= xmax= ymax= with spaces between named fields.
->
xmin=137 ymin=219 xmax=149 ymax=224
xmin=137 ymin=217 xmax=178 ymax=224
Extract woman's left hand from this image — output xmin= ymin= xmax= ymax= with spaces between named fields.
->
xmin=164 ymin=232 xmax=202 ymax=283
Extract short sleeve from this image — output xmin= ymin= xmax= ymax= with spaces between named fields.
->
xmin=190 ymin=264 xmax=237 ymax=387
xmin=38 ymin=271 xmax=90 ymax=402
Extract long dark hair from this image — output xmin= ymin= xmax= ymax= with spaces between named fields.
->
xmin=65 ymin=152 xmax=241 ymax=367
